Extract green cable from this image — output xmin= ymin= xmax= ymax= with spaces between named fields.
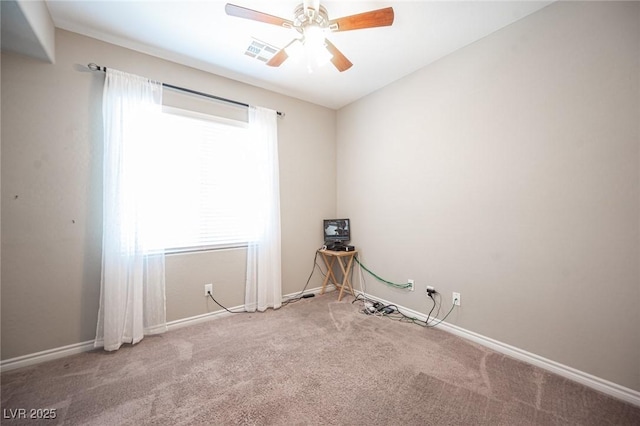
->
xmin=354 ymin=257 xmax=412 ymax=289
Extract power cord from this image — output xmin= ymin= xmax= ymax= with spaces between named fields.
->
xmin=281 ymin=249 xmax=326 ymax=306
xmin=425 ymin=292 xmax=437 ymax=323
xmin=425 ymin=300 xmax=456 ymax=328
xmin=352 ymin=290 xmax=458 ymax=329
xmin=207 ymin=292 xmax=247 ymax=314
xmin=207 ymin=249 xmax=326 ymax=313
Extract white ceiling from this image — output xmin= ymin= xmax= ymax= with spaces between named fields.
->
xmin=45 ymin=1 xmax=553 ymax=110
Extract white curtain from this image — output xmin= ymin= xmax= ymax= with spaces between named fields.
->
xmin=95 ymin=69 xmax=167 ymax=351
xmin=245 ymin=106 xmax=282 ymax=312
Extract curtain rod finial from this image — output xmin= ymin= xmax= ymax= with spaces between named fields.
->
xmin=88 ymin=63 xmax=100 ymax=72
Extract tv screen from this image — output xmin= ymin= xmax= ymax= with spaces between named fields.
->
xmin=323 ymin=219 xmax=350 ymax=244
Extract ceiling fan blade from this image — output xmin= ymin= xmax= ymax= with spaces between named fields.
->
xmin=225 ymin=3 xmax=293 ymax=28
xmin=267 ymin=48 xmax=289 ymax=67
xmin=328 ymin=7 xmax=394 ymax=32
xmin=324 ymin=39 xmax=353 ymax=72
xmin=266 ymin=39 xmax=300 ymax=67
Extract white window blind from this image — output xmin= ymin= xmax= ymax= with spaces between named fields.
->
xmin=144 ymin=108 xmax=261 ymax=251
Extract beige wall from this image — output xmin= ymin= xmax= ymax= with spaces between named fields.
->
xmin=337 ymin=1 xmax=639 ymax=391
xmin=1 ymin=29 xmax=336 ymax=359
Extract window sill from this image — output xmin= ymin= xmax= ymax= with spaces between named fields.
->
xmin=164 ymin=243 xmax=249 ymax=256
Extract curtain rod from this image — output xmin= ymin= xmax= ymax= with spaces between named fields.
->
xmin=87 ymin=63 xmax=284 ymax=117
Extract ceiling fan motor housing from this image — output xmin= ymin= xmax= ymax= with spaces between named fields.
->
xmin=293 ymin=4 xmax=335 ymax=32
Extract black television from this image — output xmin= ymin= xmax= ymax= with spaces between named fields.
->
xmin=323 ymin=219 xmax=350 ymax=246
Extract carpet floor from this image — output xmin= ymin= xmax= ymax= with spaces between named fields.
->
xmin=2 ymin=293 xmax=639 ymax=425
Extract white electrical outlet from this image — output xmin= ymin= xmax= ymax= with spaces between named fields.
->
xmin=204 ymin=283 xmax=213 ymax=297
xmin=408 ymin=279 xmax=415 ymax=291
xmin=452 ymin=292 xmax=461 ymax=306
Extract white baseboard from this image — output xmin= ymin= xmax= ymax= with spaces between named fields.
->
xmin=0 ymin=285 xmax=335 ymax=374
xmin=168 ymin=284 xmax=335 ymax=331
xmin=166 ymin=306 xmax=240 ymax=331
xmin=356 ymin=291 xmax=640 ymax=408
xmin=282 ymin=284 xmax=336 ymax=300
xmin=0 ymin=340 xmax=96 ymax=373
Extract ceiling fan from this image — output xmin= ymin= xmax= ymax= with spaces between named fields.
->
xmin=225 ymin=1 xmax=394 ymax=72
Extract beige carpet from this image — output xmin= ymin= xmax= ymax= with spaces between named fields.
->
xmin=2 ymin=293 xmax=639 ymax=425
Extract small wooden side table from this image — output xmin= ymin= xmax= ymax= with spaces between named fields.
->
xmin=318 ymin=249 xmax=358 ymax=301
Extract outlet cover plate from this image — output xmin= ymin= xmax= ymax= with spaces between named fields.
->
xmin=452 ymin=292 xmax=461 ymax=306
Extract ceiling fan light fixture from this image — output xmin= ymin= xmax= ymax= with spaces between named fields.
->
xmin=303 ymin=25 xmax=325 ymax=49
xmin=313 ymin=47 xmax=333 ymax=67
xmin=305 ymin=51 xmax=332 ymax=73
xmin=302 ymin=25 xmax=333 ymax=71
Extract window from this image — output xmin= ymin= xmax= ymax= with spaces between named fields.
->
xmin=143 ymin=108 xmax=262 ymax=252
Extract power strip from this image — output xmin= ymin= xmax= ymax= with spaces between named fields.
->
xmin=364 ymin=301 xmax=395 ymax=315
